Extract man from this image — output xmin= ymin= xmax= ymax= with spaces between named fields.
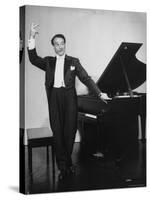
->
xmin=28 ymin=23 xmax=107 ymax=180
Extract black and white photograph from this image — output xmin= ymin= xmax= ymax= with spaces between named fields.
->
xmin=19 ymin=4 xmax=146 ymax=195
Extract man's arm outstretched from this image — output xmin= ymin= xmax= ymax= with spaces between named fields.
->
xmin=28 ymin=23 xmax=47 ymax=71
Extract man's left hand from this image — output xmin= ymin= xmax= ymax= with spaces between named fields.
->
xmin=99 ymin=93 xmax=111 ymax=104
xmin=99 ymin=96 xmax=108 ymax=104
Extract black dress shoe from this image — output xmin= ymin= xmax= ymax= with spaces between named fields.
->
xmin=58 ymin=170 xmax=68 ymax=181
xmin=68 ymin=165 xmax=76 ymax=174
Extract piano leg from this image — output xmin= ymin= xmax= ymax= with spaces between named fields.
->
xmin=101 ymin=114 xmax=139 ymax=163
xmin=92 ymin=114 xmax=104 ymax=158
xmin=78 ymin=112 xmax=105 ymax=158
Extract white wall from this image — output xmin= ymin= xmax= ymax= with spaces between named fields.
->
xmin=23 ymin=6 xmax=146 ymax=132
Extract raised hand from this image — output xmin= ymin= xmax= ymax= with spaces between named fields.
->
xmin=29 ymin=23 xmax=39 ymax=39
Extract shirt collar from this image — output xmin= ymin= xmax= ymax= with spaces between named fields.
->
xmin=56 ymin=54 xmax=65 ymax=60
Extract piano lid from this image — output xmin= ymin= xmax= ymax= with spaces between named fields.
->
xmin=97 ymin=42 xmax=146 ymax=96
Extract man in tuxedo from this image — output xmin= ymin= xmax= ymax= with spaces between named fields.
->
xmin=28 ymin=23 xmax=106 ymax=180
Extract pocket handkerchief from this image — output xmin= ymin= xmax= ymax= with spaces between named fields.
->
xmin=70 ymin=66 xmax=75 ymax=71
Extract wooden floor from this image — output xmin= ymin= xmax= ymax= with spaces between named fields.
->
xmin=24 ymin=140 xmax=146 ymax=194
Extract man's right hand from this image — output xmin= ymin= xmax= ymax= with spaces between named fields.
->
xmin=29 ymin=23 xmax=39 ymax=39
xmin=28 ymin=23 xmax=39 ymax=49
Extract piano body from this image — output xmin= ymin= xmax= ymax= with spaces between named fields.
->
xmin=78 ymin=42 xmax=146 ymax=158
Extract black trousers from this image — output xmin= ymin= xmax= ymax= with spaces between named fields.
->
xmin=48 ymin=87 xmax=77 ymax=171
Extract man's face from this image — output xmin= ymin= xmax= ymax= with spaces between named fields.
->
xmin=53 ymin=37 xmax=66 ymax=56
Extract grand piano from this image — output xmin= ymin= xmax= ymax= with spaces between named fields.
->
xmin=78 ymin=42 xmax=146 ymax=159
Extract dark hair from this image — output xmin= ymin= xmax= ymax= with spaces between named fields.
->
xmin=51 ymin=34 xmax=66 ymax=46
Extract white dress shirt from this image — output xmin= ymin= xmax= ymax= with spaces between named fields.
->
xmin=28 ymin=37 xmax=35 ymax=49
xmin=54 ymin=55 xmax=65 ymax=88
